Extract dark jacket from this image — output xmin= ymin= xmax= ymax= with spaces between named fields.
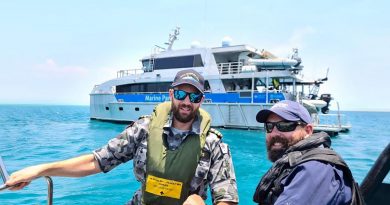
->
xmin=253 ymin=132 xmax=364 ymax=205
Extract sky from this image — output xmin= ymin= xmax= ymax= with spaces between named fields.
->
xmin=0 ymin=0 xmax=389 ymax=111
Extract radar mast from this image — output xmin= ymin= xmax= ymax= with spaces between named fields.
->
xmin=165 ymin=27 xmax=180 ymax=50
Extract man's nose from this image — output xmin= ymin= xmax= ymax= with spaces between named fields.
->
xmin=182 ymin=95 xmax=192 ymax=104
xmin=269 ymin=125 xmax=280 ymax=135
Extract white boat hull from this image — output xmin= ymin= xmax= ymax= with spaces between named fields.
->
xmin=90 ymin=95 xmax=272 ymax=129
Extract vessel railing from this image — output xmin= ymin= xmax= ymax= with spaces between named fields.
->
xmin=312 ymin=113 xmax=351 ymax=128
xmin=117 ymin=69 xmax=144 ymax=78
xmin=1 ymin=156 xmax=53 ymax=204
xmin=217 ymin=62 xmax=243 ymax=74
xmin=114 ymin=90 xmax=261 ymax=95
xmin=115 ymin=91 xmax=169 ymax=95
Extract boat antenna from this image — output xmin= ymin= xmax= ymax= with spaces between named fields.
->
xmin=291 ymin=48 xmax=299 ymax=59
xmin=321 ymin=67 xmax=329 ymax=81
xmin=165 ymin=27 xmax=180 ymax=50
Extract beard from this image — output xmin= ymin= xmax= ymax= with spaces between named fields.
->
xmin=266 ymin=136 xmax=289 ymax=162
xmin=171 ymin=102 xmax=197 ymax=123
xmin=266 ymin=135 xmax=303 ymax=162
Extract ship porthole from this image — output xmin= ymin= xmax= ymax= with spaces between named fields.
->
xmin=119 ymin=107 xmax=124 ymax=111
xmin=135 ymin=107 xmax=140 ymax=111
xmin=105 ymin=107 xmax=109 ymax=111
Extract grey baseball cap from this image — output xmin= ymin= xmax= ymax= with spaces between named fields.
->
xmin=171 ymin=69 xmax=205 ymax=93
xmin=256 ymin=100 xmax=312 ymax=123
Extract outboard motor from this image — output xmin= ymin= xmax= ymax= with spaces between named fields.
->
xmin=320 ymin=94 xmax=332 ymax=114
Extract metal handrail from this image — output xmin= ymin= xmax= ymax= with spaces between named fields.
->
xmin=0 ymin=177 xmax=53 ymax=205
xmin=0 ymin=156 xmax=9 ymax=184
xmin=217 ymin=62 xmax=243 ymax=74
xmin=45 ymin=176 xmax=53 ymax=205
xmin=0 ymin=156 xmax=10 ymax=192
xmin=0 ymin=156 xmax=53 ymax=205
xmin=116 ymin=69 xmax=144 ymax=78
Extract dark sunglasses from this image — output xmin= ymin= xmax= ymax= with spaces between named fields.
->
xmin=173 ymin=89 xmax=203 ymax=103
xmin=264 ymin=121 xmax=306 ymax=133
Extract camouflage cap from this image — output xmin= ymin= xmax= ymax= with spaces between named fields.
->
xmin=171 ymin=69 xmax=205 ymax=93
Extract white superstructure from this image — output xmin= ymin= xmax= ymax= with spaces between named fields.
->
xmin=91 ymin=28 xmax=344 ymax=131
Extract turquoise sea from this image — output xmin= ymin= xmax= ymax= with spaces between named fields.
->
xmin=0 ymin=105 xmax=389 ymax=205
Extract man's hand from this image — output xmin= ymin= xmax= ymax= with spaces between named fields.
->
xmin=183 ymin=194 xmax=205 ymax=205
xmin=6 ymin=165 xmax=42 ymax=190
xmin=5 ymin=154 xmax=101 ymax=191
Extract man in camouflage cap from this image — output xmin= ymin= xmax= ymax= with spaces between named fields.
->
xmin=6 ymin=69 xmax=239 ymax=205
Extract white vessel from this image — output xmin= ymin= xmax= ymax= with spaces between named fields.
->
xmin=90 ymin=27 xmax=345 ymax=131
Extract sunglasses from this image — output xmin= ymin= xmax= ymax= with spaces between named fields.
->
xmin=264 ymin=121 xmax=306 ymax=133
xmin=173 ymin=89 xmax=203 ymax=103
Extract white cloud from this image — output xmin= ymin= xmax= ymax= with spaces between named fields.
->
xmin=34 ymin=59 xmax=88 ymax=77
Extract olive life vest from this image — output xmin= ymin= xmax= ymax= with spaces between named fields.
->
xmin=142 ymin=102 xmax=211 ymax=205
xmin=253 ymin=132 xmax=365 ymax=205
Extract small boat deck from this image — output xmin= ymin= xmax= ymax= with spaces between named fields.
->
xmin=312 ymin=113 xmax=351 ymax=136
xmin=313 ymin=124 xmax=351 ymax=136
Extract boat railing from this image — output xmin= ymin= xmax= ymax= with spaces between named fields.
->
xmin=115 ymin=91 xmax=169 ymax=95
xmin=217 ymin=62 xmax=243 ymax=74
xmin=312 ymin=113 xmax=351 ymax=130
xmin=117 ymin=69 xmax=144 ymax=78
xmin=1 ymin=156 xmax=53 ymax=204
xmin=115 ymin=90 xmax=256 ymax=95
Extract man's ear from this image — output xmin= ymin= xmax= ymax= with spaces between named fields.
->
xmin=169 ymin=89 xmax=174 ymax=101
xmin=305 ymin=124 xmax=314 ymax=135
xmin=199 ymin=95 xmax=205 ymax=104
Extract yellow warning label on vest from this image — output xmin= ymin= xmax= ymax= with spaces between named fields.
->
xmin=145 ymin=175 xmax=183 ymax=199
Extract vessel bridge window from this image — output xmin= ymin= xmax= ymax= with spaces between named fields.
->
xmin=152 ymin=54 xmax=203 ymax=70
xmin=116 ymin=82 xmax=173 ymax=93
xmin=222 ymin=79 xmax=252 ymax=91
xmin=239 ymin=92 xmax=252 ymax=97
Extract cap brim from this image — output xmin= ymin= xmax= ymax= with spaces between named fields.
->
xmin=256 ymin=109 xmax=273 ymax=123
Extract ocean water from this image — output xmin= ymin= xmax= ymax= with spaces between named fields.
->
xmin=0 ymin=105 xmax=389 ymax=205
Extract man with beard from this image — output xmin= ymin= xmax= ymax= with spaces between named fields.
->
xmin=5 ymin=69 xmax=239 ymax=205
xmin=253 ymin=100 xmax=364 ymax=205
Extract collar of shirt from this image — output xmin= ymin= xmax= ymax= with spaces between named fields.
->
xmin=162 ymin=112 xmax=201 ymax=150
